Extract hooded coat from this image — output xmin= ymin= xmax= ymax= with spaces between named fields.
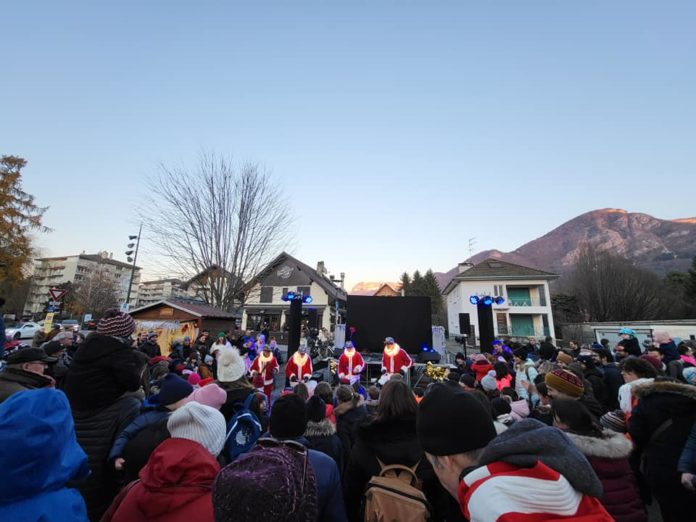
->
xmin=63 ymin=334 xmax=143 ymax=411
xmin=0 ymin=389 xmax=89 ymax=521
xmin=629 ymin=380 xmax=696 ymax=522
xmin=459 ymin=419 xmax=611 ymax=521
xmin=343 ymin=416 xmax=463 ymax=522
xmin=565 ymin=430 xmax=646 ymax=522
xmin=471 ymin=360 xmax=493 ymax=382
xmin=108 ymin=438 xmax=219 ymax=522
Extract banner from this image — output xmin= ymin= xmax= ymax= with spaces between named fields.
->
xmin=134 ymin=320 xmax=198 ymax=356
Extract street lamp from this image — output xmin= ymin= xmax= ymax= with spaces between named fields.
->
xmin=124 ymin=224 xmax=142 ymax=310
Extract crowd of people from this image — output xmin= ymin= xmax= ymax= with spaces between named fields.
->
xmin=1 ymin=309 xmax=696 ymax=521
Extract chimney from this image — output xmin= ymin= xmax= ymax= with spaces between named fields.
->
xmin=317 ymin=261 xmax=326 ymax=275
xmin=458 ymin=262 xmax=474 ymax=274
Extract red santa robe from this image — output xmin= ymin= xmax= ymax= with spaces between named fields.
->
xmin=285 ymin=351 xmax=313 ymax=384
xmin=250 ymin=350 xmax=279 ymax=401
xmin=338 ymin=348 xmax=365 ymax=385
xmin=382 ymin=343 xmax=412 ymax=375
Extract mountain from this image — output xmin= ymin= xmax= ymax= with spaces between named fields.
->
xmin=436 ymin=209 xmax=696 ymax=290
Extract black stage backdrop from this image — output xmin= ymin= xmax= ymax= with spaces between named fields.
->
xmin=346 ymin=296 xmax=432 ymax=354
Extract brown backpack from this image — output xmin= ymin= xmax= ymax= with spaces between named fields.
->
xmin=363 ymin=459 xmax=431 ymax=522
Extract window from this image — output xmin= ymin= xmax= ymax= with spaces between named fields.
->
xmin=260 ymin=286 xmax=273 ymax=303
xmin=494 ymin=285 xmax=504 ymax=296
xmin=297 ymin=286 xmax=311 ymax=298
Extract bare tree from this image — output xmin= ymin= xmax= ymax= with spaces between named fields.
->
xmin=570 ymin=244 xmax=669 ymax=321
xmin=70 ymin=267 xmax=120 ymax=317
xmin=142 ymin=154 xmax=292 ymax=310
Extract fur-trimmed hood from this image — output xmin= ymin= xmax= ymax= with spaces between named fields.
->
xmin=632 ymin=379 xmax=696 ymax=401
xmin=304 ymin=419 xmax=336 ymax=438
xmin=565 ymin=430 xmax=633 ymax=459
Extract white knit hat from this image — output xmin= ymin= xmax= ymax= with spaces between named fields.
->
xmin=217 ymin=347 xmax=246 ymax=383
xmin=167 ymin=402 xmax=226 ymax=456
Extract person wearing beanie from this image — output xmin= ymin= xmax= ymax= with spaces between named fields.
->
xmin=556 ymin=351 xmax=574 ymax=367
xmin=480 ymin=370 xmax=498 ymax=393
xmin=270 ymin=394 xmax=348 ymax=522
xmin=216 ymin=348 xmax=260 ymax=424
xmin=618 ymin=328 xmax=641 ymax=357
xmin=600 ymin=410 xmax=627 ymax=433
xmin=108 ymin=403 xmax=225 ymax=522
xmin=210 ymin=332 xmax=232 ymax=359
xmin=213 ymin=443 xmax=319 ymax=522
xmin=250 ymin=344 xmax=279 ymax=402
xmin=187 ymin=372 xmax=201 ymax=386
xmin=108 ymin=374 xmax=193 ymax=483
xmin=139 ymin=332 xmax=162 ymax=359
xmin=0 ymin=389 xmax=90 ymax=521
xmin=545 ymin=369 xmax=585 ymax=399
xmin=416 ymin=383 xmax=612 ymax=521
xmin=187 ymin=382 xmax=227 ymax=410
xmin=304 ymin=396 xmax=343 ymax=471
xmin=61 ymin=308 xmax=144 ymax=520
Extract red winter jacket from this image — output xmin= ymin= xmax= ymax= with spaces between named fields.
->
xmin=109 ymin=438 xmax=219 ymax=522
xmin=472 ymin=361 xmax=493 ymax=382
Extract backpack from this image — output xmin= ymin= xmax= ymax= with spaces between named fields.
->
xmin=224 ymin=392 xmax=262 ymax=461
xmin=363 ymin=459 xmax=431 ymax=522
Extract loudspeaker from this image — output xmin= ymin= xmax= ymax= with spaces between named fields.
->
xmin=416 ymin=352 xmax=442 ymax=363
xmin=477 ymin=302 xmax=495 ymax=353
xmin=458 ymin=313 xmax=471 ymax=335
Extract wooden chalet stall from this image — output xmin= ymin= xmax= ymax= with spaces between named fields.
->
xmin=129 ymin=299 xmax=239 ymax=355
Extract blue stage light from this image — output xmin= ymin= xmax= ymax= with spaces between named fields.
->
xmin=469 ymin=295 xmax=479 ymax=305
xmin=302 ymin=295 xmax=313 ymax=304
xmin=482 ymin=295 xmax=493 ymax=306
xmin=494 ymin=296 xmax=505 ymax=305
xmin=286 ymin=291 xmax=296 ymax=301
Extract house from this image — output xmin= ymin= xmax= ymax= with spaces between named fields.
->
xmin=129 ymin=299 xmax=239 ymax=354
xmin=24 ymin=251 xmax=141 ymax=316
xmin=350 ymin=282 xmax=402 ymax=297
xmin=443 ymin=259 xmax=559 ymax=343
xmin=240 ymin=252 xmax=347 ymax=333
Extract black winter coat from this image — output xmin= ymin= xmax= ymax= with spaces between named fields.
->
xmin=584 ymin=367 xmax=606 ymax=408
xmin=342 ymin=416 xmax=464 ymax=522
xmin=601 ymin=363 xmax=624 ymax=410
xmin=63 ymin=335 xmax=143 ymax=412
xmin=539 ymin=341 xmax=557 ymax=361
xmin=619 ymin=337 xmax=641 ymax=357
xmin=629 ymin=380 xmax=696 ymax=521
xmin=305 ymin=418 xmax=344 ymax=472
xmin=139 ymin=340 xmax=161 ymax=359
xmin=71 ymin=395 xmax=141 ymax=521
xmin=336 ymin=405 xmax=368 ymax=457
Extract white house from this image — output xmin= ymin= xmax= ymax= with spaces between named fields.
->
xmin=443 ymin=259 xmax=559 ymax=343
xmin=240 ymin=252 xmax=347 ymax=333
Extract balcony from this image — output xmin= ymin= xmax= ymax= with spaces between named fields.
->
xmin=507 ymin=297 xmax=544 ymax=307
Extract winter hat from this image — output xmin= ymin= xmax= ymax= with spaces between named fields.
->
xmin=545 ymin=369 xmax=584 ymax=398
xmin=481 ymin=370 xmax=498 ymax=392
xmin=167 ymin=401 xmax=226 ymax=456
xmin=158 ymin=374 xmax=194 ymax=406
xmin=384 ymin=337 xmax=395 ymax=344
xmin=217 ymin=331 xmax=226 ymax=339
xmin=187 ymin=373 xmax=201 ymax=386
xmin=600 ymin=410 xmax=627 ymax=433
xmin=619 ymin=327 xmax=636 ymax=336
xmin=640 ymin=354 xmax=663 ymax=372
xmin=187 ymin=383 xmax=227 ymax=410
xmin=43 ymin=341 xmax=66 ymax=356
xmin=683 ymin=367 xmax=696 ymax=385
xmin=217 ymin=348 xmax=246 ymax=383
xmin=147 ymin=332 xmax=158 ymax=341
xmin=417 ymin=383 xmax=496 ymax=456
xmin=213 ymin=445 xmax=319 ymax=522
xmin=97 ymin=308 xmax=136 ymax=338
xmin=199 ymin=377 xmax=215 ymax=387
xmin=270 ymin=394 xmax=308 ymax=439
xmin=344 ymin=341 xmax=354 ymax=349
xmin=653 ymin=331 xmax=672 ymax=345
xmin=306 ymin=396 xmax=326 ymax=423
xmin=512 ymin=348 xmax=527 ymax=360
xmin=556 ymin=352 xmax=573 ymax=365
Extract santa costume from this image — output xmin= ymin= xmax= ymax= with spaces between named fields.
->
xmin=382 ymin=337 xmax=412 ymax=375
xmin=285 ymin=345 xmax=313 ymax=385
xmin=338 ymin=341 xmax=364 ymax=385
xmin=250 ymin=347 xmax=279 ymax=401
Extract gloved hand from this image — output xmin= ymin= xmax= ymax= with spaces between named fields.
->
xmin=381 ymin=368 xmax=387 ymax=374
xmin=353 ymin=365 xmax=362 ymax=374
xmin=303 ymin=375 xmax=310 ymax=383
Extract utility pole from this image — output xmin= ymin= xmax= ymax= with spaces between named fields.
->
xmin=125 ymin=224 xmax=142 ymax=310
xmin=468 ymin=237 xmax=477 ymax=259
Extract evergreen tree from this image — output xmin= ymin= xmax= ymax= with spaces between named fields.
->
xmin=400 ymin=272 xmax=411 ymax=295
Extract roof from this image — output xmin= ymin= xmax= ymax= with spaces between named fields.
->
xmin=349 ymin=282 xmax=402 ymax=296
xmin=242 ymin=252 xmax=347 ymax=301
xmin=139 ymin=278 xmax=184 ymax=286
xmin=442 ymin=258 xmax=559 ymax=294
xmin=36 ymin=253 xmax=141 ymax=271
xmin=129 ymin=298 xmax=238 ymax=319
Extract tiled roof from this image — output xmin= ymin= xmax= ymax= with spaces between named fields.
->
xmin=130 ymin=299 xmax=238 ymax=319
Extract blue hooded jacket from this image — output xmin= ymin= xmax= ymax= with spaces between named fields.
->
xmin=0 ymin=389 xmax=90 ymax=521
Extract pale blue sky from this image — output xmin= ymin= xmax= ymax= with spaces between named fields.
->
xmin=3 ymin=1 xmax=694 ymax=287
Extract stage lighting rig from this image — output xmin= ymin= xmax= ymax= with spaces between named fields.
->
xmin=469 ymin=293 xmax=505 ymax=307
